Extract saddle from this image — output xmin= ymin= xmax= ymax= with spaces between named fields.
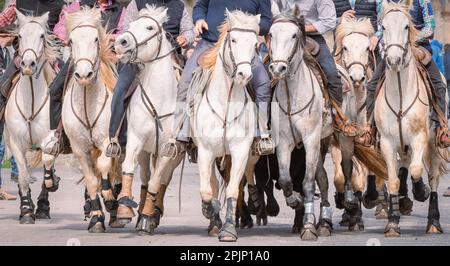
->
xmin=413 ymin=46 xmax=432 ymax=66
xmin=305 ymin=37 xmax=320 ymax=57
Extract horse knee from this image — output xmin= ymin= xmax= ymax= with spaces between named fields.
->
xmin=410 ymin=164 xmax=423 ymax=180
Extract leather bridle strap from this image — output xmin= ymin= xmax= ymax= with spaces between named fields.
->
xmin=69 ymin=24 xmax=101 ymax=78
xmin=220 ymin=28 xmax=257 ymax=78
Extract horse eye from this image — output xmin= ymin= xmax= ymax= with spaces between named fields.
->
xmin=68 ymin=39 xmax=72 ymax=46
xmin=269 ymin=33 xmax=272 ymax=38
xmin=18 ymin=34 xmax=22 ymax=39
xmin=231 ymin=38 xmax=236 ymax=43
xmin=343 ymin=46 xmax=348 ymax=51
xmin=366 ymin=46 xmax=370 ymax=51
xmin=40 ymin=34 xmax=44 ymax=39
xmin=404 ymin=25 xmax=409 ymax=30
xmin=292 ymin=34 xmax=297 ymax=39
xmin=147 ymin=26 xmax=153 ymax=31
xmin=95 ymin=37 xmax=98 ymax=42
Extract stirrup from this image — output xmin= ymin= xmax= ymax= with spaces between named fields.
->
xmin=43 ymin=136 xmax=61 ymax=156
xmin=161 ymin=138 xmax=185 ymax=159
xmin=253 ymin=134 xmax=275 ymax=156
xmin=105 ymin=139 xmax=121 ymax=158
xmin=436 ymin=127 xmax=450 ymax=149
xmin=336 ymin=119 xmax=358 ymax=137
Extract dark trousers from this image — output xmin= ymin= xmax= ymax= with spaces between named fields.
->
xmin=0 ymin=62 xmax=19 ymax=143
xmin=109 ymin=63 xmax=138 ymax=145
xmin=49 ymin=59 xmax=71 ymax=130
xmin=366 ymin=51 xmax=448 ymax=124
xmin=310 ymin=35 xmax=343 ymax=105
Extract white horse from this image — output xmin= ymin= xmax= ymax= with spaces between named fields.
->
xmin=112 ymin=5 xmax=184 ymax=234
xmin=377 ymin=0 xmax=447 ymax=236
xmin=331 ymin=17 xmax=375 ymax=230
xmin=62 ymin=7 xmax=120 ymax=233
xmin=188 ymin=10 xmax=261 ymax=242
xmin=4 ymin=10 xmax=60 ymax=224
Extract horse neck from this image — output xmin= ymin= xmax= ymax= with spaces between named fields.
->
xmin=354 ymin=83 xmax=367 ymax=124
xmin=139 ymin=38 xmax=177 ymax=107
xmin=278 ymin=59 xmax=316 ymax=108
xmin=383 ymin=54 xmax=419 ymax=107
xmin=71 ymin=75 xmax=107 ymax=110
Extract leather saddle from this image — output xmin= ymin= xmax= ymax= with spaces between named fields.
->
xmin=413 ymin=45 xmax=432 ymax=66
xmin=305 ymin=37 xmax=320 ymax=56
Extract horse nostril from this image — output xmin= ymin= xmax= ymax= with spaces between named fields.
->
xmin=361 ymin=76 xmax=365 ymax=82
xmin=20 ymin=61 xmax=25 ymax=67
xmin=86 ymin=71 xmax=94 ymax=79
xmin=74 ymin=72 xmax=81 ymax=79
xmin=350 ymin=76 xmax=354 ymax=82
xmin=395 ymin=57 xmax=401 ymax=65
xmin=120 ymin=39 xmax=128 ymax=46
xmin=237 ymin=71 xmax=244 ymax=77
xmin=269 ymin=64 xmax=274 ymax=72
xmin=30 ymin=61 xmax=36 ymax=68
xmin=280 ymin=65 xmax=287 ymax=73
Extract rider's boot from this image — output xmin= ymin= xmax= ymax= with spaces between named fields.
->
xmin=161 ymin=111 xmax=189 ymax=159
xmin=252 ymin=103 xmax=274 ymax=155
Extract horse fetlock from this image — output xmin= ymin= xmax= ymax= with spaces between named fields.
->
xmin=409 ymin=164 xmax=423 ymax=180
xmin=225 ymin=198 xmax=237 ymax=225
xmin=399 ymin=196 xmax=413 ymax=215
xmin=334 ymin=192 xmax=345 ymax=209
xmin=43 ymin=168 xmax=60 ymax=192
xmin=426 ymin=192 xmax=443 ymax=234
xmin=412 ymin=177 xmax=430 ymax=202
xmin=202 ymin=199 xmax=221 ymax=219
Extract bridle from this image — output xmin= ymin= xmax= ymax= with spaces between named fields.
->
xmin=18 ymin=20 xmax=47 ymax=78
xmin=269 ymin=15 xmax=305 ymax=79
xmin=219 ymin=28 xmax=257 ymax=78
xmin=380 ymin=9 xmax=412 ymax=68
xmin=122 ymin=16 xmax=164 ymax=64
xmin=338 ymin=31 xmax=371 ymax=75
xmin=69 ymin=24 xmax=101 ymax=79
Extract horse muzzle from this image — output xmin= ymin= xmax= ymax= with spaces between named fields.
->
xmin=20 ymin=60 xmax=37 ymax=76
xmin=269 ymin=62 xmax=288 ymax=79
xmin=386 ymin=56 xmax=402 ymax=71
xmin=74 ymin=70 xmax=95 ymax=86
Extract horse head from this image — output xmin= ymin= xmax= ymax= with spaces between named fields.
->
xmin=16 ymin=10 xmax=50 ymax=76
xmin=381 ymin=0 xmax=417 ymax=71
xmin=268 ymin=4 xmax=305 ymax=79
xmin=66 ymin=7 xmax=104 ymax=86
xmin=115 ymin=5 xmax=168 ymax=64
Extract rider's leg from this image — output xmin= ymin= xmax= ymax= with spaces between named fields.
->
xmin=366 ymin=59 xmax=387 ymax=119
xmin=0 ymin=60 xmax=19 ymax=100
xmin=426 ymin=58 xmax=450 ymax=146
xmin=106 ymin=63 xmax=138 ymax=157
xmin=310 ymin=35 xmax=356 ymax=136
xmin=162 ymin=40 xmax=214 ymax=158
xmin=251 ymin=55 xmax=274 ymax=155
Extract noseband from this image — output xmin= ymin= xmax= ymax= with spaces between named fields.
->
xmin=269 ymin=16 xmax=305 ymax=78
xmin=381 ymin=9 xmax=411 ymax=67
xmin=69 ymin=24 xmax=101 ymax=78
xmin=338 ymin=31 xmax=371 ymax=74
xmin=123 ymin=16 xmax=163 ymax=63
xmin=220 ymin=28 xmax=257 ymax=78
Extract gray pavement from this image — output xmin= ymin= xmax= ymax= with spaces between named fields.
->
xmin=1 ymin=154 xmax=450 ymax=246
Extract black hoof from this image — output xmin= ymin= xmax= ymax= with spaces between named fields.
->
xmin=35 ymin=209 xmax=51 ymax=219
xmin=292 ymin=226 xmax=302 ymax=234
xmin=256 ymin=216 xmax=268 ymax=226
xmin=88 ymin=215 xmax=105 ymax=233
xmin=300 ymin=223 xmax=318 ymax=241
xmin=426 ymin=219 xmax=443 ymax=234
xmin=339 ymin=210 xmax=350 ymax=227
xmin=412 ymin=179 xmax=430 ymax=202
xmin=348 ymin=220 xmax=364 ymax=231
xmin=362 ymin=191 xmax=379 ymax=209
xmin=399 ymin=196 xmax=413 ymax=215
xmin=135 ymin=212 xmax=160 ymax=235
xmin=36 ymin=199 xmax=50 ymax=219
xmin=238 ymin=217 xmax=253 ymax=229
xmin=19 ymin=213 xmax=35 ymax=224
xmin=266 ymin=195 xmax=280 ymax=217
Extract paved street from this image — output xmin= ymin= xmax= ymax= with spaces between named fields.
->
xmin=1 ymin=154 xmax=450 ymax=246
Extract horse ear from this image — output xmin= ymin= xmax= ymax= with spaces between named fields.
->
xmin=254 ymin=14 xmax=261 ymax=25
xmin=292 ymin=4 xmax=301 ymax=19
xmin=15 ymin=8 xmax=29 ymax=26
xmin=402 ymin=0 xmax=413 ymax=8
xmin=381 ymin=0 xmax=390 ymax=8
xmin=225 ymin=8 xmax=235 ymax=22
xmin=36 ymin=11 xmax=49 ymax=25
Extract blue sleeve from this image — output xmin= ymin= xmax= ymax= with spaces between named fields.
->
xmin=258 ymin=0 xmax=272 ymax=36
xmin=192 ymin=0 xmax=209 ymax=24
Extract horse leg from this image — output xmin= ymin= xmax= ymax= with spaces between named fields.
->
xmin=349 ymin=160 xmax=366 ymax=231
xmin=198 ymin=148 xmax=221 ymax=236
xmin=330 ymin=139 xmax=348 ymax=226
xmin=218 ymin=149 xmax=250 ymax=242
xmin=276 ymin=141 xmax=302 ymax=210
xmin=374 ymin=176 xmax=389 ymax=219
xmin=316 ymin=137 xmax=333 ymax=237
xmin=73 ymin=147 xmax=105 ymax=233
xmin=409 ymin=134 xmax=430 ymax=203
xmin=237 ymin=179 xmax=253 ymax=229
xmin=117 ymin=136 xmax=142 ymax=226
xmin=35 ymin=153 xmax=57 ymax=219
xmin=263 ymin=154 xmax=279 ymax=219
xmin=398 ymin=163 xmax=413 ymax=215
xmin=379 ymin=138 xmax=401 ymax=237
xmin=7 ymin=137 xmax=34 ymax=224
xmin=426 ymin=143 xmax=443 ymax=234
xmin=42 ymin=153 xmax=60 ymax=193
xmin=300 ymin=134 xmax=321 ymax=241
xmin=136 ymin=151 xmax=151 ymax=226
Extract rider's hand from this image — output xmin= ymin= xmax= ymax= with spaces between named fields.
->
xmin=369 ymin=36 xmax=379 ymax=51
xmin=176 ymin=35 xmax=187 ymax=47
xmin=342 ymin=10 xmax=356 ymax=20
xmin=194 ymin=19 xmax=208 ymax=36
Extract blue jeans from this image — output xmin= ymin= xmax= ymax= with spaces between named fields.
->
xmin=0 ymin=142 xmax=18 ymax=187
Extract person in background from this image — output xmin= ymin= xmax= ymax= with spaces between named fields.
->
xmin=443 ymin=43 xmax=450 ymax=197
xmin=431 ymin=39 xmax=444 ymax=74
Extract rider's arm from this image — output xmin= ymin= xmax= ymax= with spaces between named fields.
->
xmin=418 ymin=0 xmax=435 ymax=41
xmin=0 ymin=0 xmax=16 ymax=29
xmin=374 ymin=0 xmax=383 ymax=39
xmin=192 ymin=0 xmax=209 ymax=25
xmin=180 ymin=6 xmax=195 ymax=46
xmin=258 ymin=0 xmax=272 ymax=36
xmin=307 ymin=0 xmax=336 ymax=34
xmin=120 ymin=0 xmax=139 ymax=33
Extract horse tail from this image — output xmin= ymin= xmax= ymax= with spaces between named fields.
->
xmin=354 ymin=143 xmax=388 ymax=180
xmin=25 ymin=150 xmax=42 ymax=168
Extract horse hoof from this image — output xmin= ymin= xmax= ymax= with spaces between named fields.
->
xmin=44 ymin=175 xmax=61 ymax=193
xmin=239 ymin=218 xmax=253 ymax=229
xmin=35 ymin=210 xmax=50 ymax=219
xmin=109 ymin=217 xmax=126 ymax=228
xmin=362 ymin=191 xmax=378 ymax=209
xmin=384 ymin=223 xmax=400 ymax=237
xmin=399 ymin=197 xmax=413 ymax=215
xmin=412 ymin=181 xmax=430 ymax=202
xmin=117 ymin=204 xmax=135 ymax=220
xmin=349 ymin=222 xmax=364 ymax=232
xmin=266 ymin=196 xmax=280 ymax=217
xmin=88 ymin=222 xmax=105 ymax=233
xmin=375 ymin=204 xmax=389 ymax=219
xmin=117 ymin=218 xmax=132 ymax=226
xmin=135 ymin=215 xmax=158 ymax=235
xmin=19 ymin=214 xmax=35 ymax=224
xmin=426 ymin=220 xmax=443 ymax=234
xmin=208 ymin=226 xmax=220 ymax=237
xmin=218 ymin=226 xmax=238 ymax=242
xmin=339 ymin=211 xmax=350 ymax=226
xmin=317 ymin=224 xmax=332 ymax=237
xmin=292 ymin=226 xmax=302 ymax=234
xmin=300 ymin=226 xmax=318 ymax=241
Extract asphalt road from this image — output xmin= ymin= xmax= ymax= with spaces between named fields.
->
xmin=1 ymin=154 xmax=450 ymax=246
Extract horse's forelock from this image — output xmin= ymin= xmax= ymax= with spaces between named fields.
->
xmin=139 ymin=4 xmax=169 ymax=25
xmin=226 ymin=10 xmax=260 ymax=34
xmin=381 ymin=3 xmax=419 ymax=47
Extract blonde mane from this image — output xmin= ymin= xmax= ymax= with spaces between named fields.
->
xmin=381 ymin=2 xmax=419 ymax=47
xmin=65 ymin=7 xmax=117 ymax=92
xmin=199 ymin=10 xmax=260 ymax=70
xmin=334 ymin=18 xmax=374 ymax=66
